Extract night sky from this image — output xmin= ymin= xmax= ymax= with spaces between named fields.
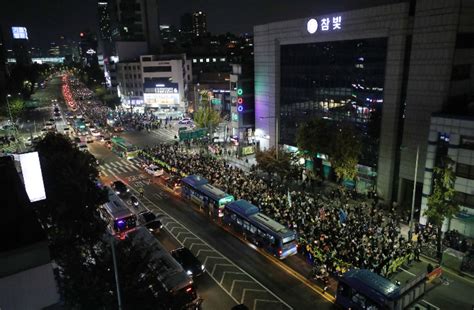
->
xmin=0 ymin=0 xmax=398 ymax=50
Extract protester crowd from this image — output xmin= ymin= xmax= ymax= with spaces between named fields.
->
xmin=140 ymin=143 xmax=429 ymax=278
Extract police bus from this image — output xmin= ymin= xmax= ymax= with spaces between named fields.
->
xmin=181 ymin=175 xmax=234 ymax=218
xmin=130 ymin=227 xmax=202 ymax=309
xmin=223 ymin=200 xmax=298 ymax=259
xmin=100 ymin=188 xmax=137 ymax=238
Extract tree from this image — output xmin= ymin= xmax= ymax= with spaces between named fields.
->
xmin=193 ymin=106 xmax=221 ymax=132
xmin=7 ymin=97 xmax=25 ymax=121
xmin=330 ymin=124 xmax=361 ymax=182
xmin=296 ymin=118 xmax=333 ymax=178
xmin=34 ymin=133 xmax=108 ymax=257
xmin=255 ymin=147 xmax=292 ymax=179
xmin=425 ymin=156 xmax=460 ymax=261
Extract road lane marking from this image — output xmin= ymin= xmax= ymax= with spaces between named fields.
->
xmin=231 ymin=280 xmax=255 ymax=294
xmin=111 ymin=170 xmax=293 ymax=310
xmin=211 ymin=263 xmax=235 ymax=276
xmin=241 ymin=288 xmax=267 ymax=304
xmin=254 ymin=299 xmax=283 ymax=310
xmin=203 ymin=256 xmax=225 ymax=265
xmin=400 ymin=267 xmax=416 ymax=276
xmin=221 ymin=271 xmax=245 ymax=284
xmin=422 ymin=300 xmax=440 ymax=310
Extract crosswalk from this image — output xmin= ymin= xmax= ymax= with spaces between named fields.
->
xmin=150 ymin=128 xmax=178 ymax=141
xmin=100 ymin=158 xmax=142 ymax=176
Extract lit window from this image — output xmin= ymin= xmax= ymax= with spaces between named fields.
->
xmin=206 ymin=58 xmax=210 ymax=62
xmin=192 ymin=59 xmax=197 ymax=63
xmin=199 ymin=59 xmax=204 ymax=63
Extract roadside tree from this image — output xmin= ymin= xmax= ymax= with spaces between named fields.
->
xmin=425 ymin=156 xmax=460 ymax=261
xmin=330 ymin=124 xmax=361 ymax=183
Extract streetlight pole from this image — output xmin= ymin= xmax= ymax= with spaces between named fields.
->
xmin=110 ymin=238 xmax=123 ymax=310
xmin=408 ymin=145 xmax=420 ymax=240
xmin=259 ymin=115 xmax=279 ymax=160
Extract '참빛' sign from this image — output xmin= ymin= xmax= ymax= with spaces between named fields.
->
xmin=307 ymin=16 xmax=342 ymax=34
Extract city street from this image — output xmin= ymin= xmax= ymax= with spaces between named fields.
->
xmin=90 ymin=141 xmax=334 ymax=310
xmin=30 ymin=75 xmax=474 ymax=310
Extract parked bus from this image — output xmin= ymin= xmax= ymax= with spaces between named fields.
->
xmin=181 ymin=175 xmax=234 ymax=218
xmin=130 ymin=227 xmax=202 ymax=309
xmin=336 ymin=269 xmax=426 ymax=310
xmin=223 ymin=200 xmax=298 ymax=259
xmin=100 ymin=188 xmax=137 ymax=238
xmin=111 ymin=137 xmax=139 ymax=159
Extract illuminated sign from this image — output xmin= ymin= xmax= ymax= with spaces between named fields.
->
xmin=86 ymin=49 xmax=96 ymax=55
xmin=19 ymin=152 xmax=46 ymax=202
xmin=12 ymin=27 xmax=28 ymax=40
xmin=144 ymin=93 xmax=179 ymax=106
xmin=307 ymin=16 xmax=342 ymax=34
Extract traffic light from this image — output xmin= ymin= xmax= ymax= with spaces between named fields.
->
xmin=237 ymin=88 xmax=244 ymax=112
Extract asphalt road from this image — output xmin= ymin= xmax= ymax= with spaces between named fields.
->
xmin=46 ymin=74 xmax=474 ymax=310
xmin=89 ymin=141 xmax=334 ymax=310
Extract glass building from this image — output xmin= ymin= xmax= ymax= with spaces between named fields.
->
xmin=280 ymin=38 xmax=387 ymax=167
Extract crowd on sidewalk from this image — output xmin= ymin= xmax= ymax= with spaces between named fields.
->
xmin=141 ymin=143 xmax=430 ymax=278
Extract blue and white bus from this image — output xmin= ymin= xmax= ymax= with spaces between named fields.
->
xmin=181 ymin=175 xmax=234 ymax=218
xmin=100 ymin=188 xmax=137 ymax=238
xmin=336 ymin=269 xmax=426 ymax=310
xmin=223 ymin=200 xmax=298 ymax=259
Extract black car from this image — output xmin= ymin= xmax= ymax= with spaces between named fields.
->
xmin=171 ymin=247 xmax=205 ymax=277
xmin=138 ymin=211 xmax=163 ymax=233
xmin=111 ymin=180 xmax=129 ymax=196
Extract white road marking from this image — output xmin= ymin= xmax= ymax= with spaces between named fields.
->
xmin=400 ymin=267 xmax=416 ymax=277
xmin=422 ymin=300 xmax=440 ymax=310
xmin=221 ymin=271 xmax=245 ymax=284
xmin=241 ymin=288 xmax=266 ymax=304
xmin=211 ymin=263 xmax=235 ymax=276
xmin=109 ymin=170 xmax=292 ymax=310
xmin=231 ymin=279 xmax=255 ymax=294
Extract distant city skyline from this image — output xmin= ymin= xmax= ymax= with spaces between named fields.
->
xmin=0 ymin=0 xmax=395 ymax=50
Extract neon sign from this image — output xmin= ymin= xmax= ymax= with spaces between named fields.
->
xmin=307 ymin=16 xmax=342 ymax=34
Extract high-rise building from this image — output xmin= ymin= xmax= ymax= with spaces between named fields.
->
xmin=253 ymin=0 xmax=474 ymax=230
xmin=97 ymin=1 xmax=113 ymax=58
xmin=11 ymin=26 xmax=31 ymax=65
xmin=48 ymin=42 xmax=60 ymax=56
xmin=108 ymin=0 xmax=162 ymax=54
xmin=79 ymin=31 xmax=98 ymax=67
xmin=192 ymin=11 xmax=207 ymax=37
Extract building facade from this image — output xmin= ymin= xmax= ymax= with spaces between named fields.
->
xmin=421 ymin=114 xmax=474 ymax=237
xmin=254 ymin=0 xmax=474 ymax=205
xmin=116 ymin=54 xmax=192 ymax=114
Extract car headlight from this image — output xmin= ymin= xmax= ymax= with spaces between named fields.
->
xmin=201 ymin=265 xmax=205 ymax=271
xmin=186 ymin=270 xmax=193 ymax=276
xmin=126 ymin=189 xmax=130 ymax=192
xmin=115 ymin=191 xmax=120 ymax=195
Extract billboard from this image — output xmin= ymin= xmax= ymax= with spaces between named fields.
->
xmin=19 ymin=152 xmax=46 ymax=202
xmin=12 ymin=27 xmax=29 ymax=40
xmin=143 ymin=80 xmax=180 ymax=107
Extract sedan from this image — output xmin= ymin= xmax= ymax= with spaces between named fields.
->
xmin=111 ymin=180 xmax=129 ymax=197
xmin=171 ymin=247 xmax=205 ymax=277
xmin=178 ymin=117 xmax=193 ymax=125
xmin=138 ymin=211 xmax=163 ymax=233
xmin=145 ymin=164 xmax=164 ymax=177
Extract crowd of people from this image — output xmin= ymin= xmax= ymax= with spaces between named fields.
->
xmin=141 ymin=143 xmax=425 ymax=278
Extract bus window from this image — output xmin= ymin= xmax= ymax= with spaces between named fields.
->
xmin=236 ymin=217 xmax=242 ymax=226
xmin=243 ymin=220 xmax=250 ymax=231
xmin=231 ymin=213 xmax=236 ymax=221
xmin=249 ymin=224 xmax=257 ymax=234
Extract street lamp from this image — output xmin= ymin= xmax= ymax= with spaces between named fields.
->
xmin=259 ymin=115 xmax=279 ymax=160
xmin=401 ymin=145 xmax=420 ymax=240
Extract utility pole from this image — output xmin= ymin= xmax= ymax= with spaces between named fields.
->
xmin=408 ymin=145 xmax=420 ymax=241
xmin=110 ymin=238 xmax=123 ymax=310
